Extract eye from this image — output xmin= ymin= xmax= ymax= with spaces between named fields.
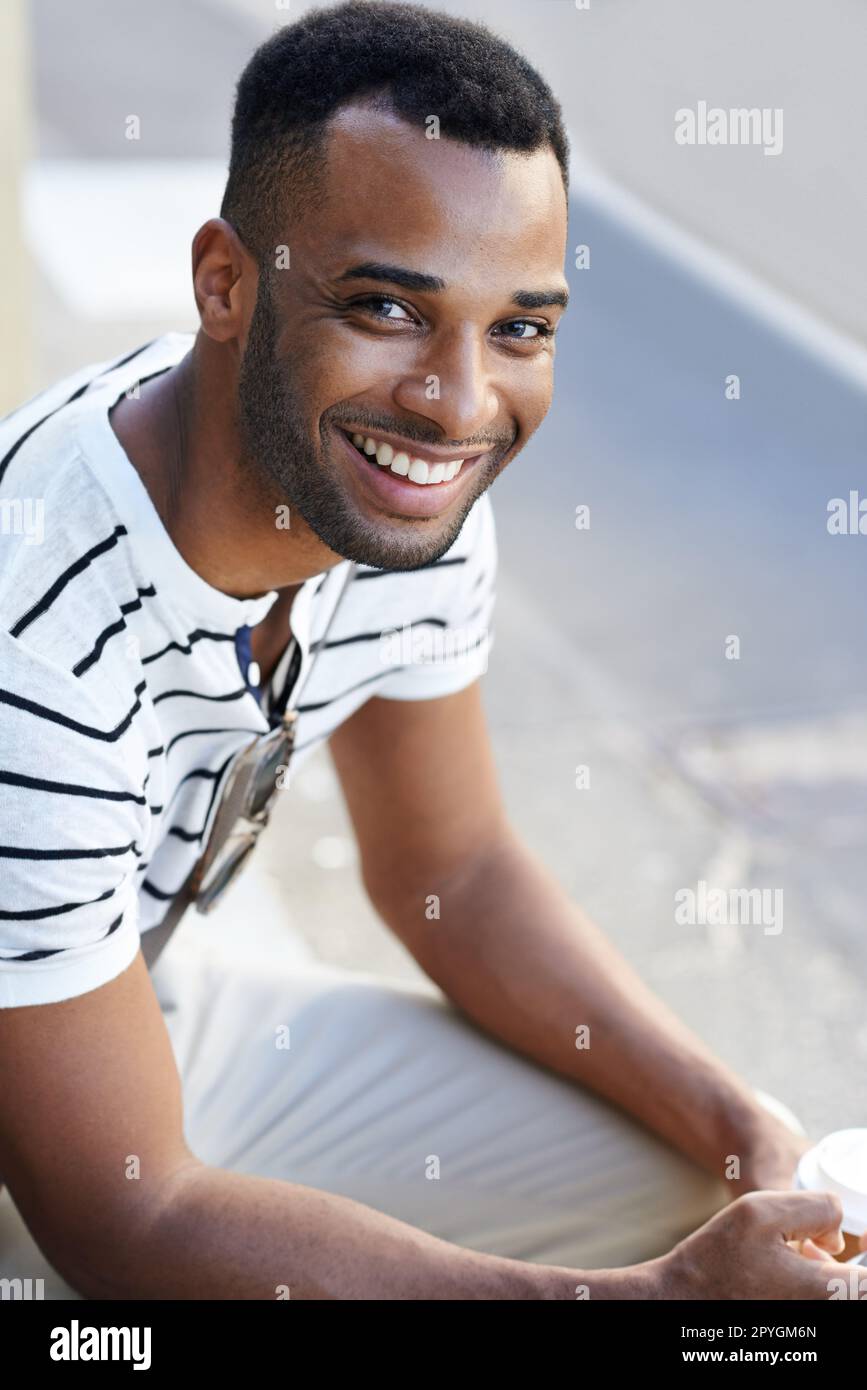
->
xmin=353 ymin=295 xmax=416 ymax=323
xmin=495 ymin=319 xmax=554 ymax=343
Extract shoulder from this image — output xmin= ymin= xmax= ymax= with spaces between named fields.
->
xmin=0 ymin=336 xmax=191 ymax=687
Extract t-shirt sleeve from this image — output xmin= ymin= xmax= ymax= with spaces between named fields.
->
xmin=374 ymin=491 xmax=497 ymax=701
xmin=0 ymin=631 xmax=147 ymax=1007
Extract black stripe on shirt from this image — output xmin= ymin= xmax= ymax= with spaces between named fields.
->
xmin=144 ymin=749 xmax=238 ymax=868
xmin=164 ymin=725 xmax=259 ymax=756
xmin=0 ymin=885 xmax=119 ymax=922
xmin=353 ymin=555 xmax=468 ymax=580
xmin=140 ymin=879 xmax=178 ymax=902
xmin=142 ymin=628 xmax=235 ymax=664
xmin=167 ymin=825 xmax=202 ymax=844
xmin=0 ymin=912 xmax=124 ymax=962
xmin=152 ymin=685 xmax=248 ymax=706
xmin=0 ymin=678 xmax=146 ymax=742
xmin=310 ymin=617 xmax=449 ymax=652
xmin=10 ymin=525 xmax=129 ymax=637
xmin=298 ymin=630 xmax=490 ymax=713
xmin=0 ymin=840 xmax=138 ymax=861
xmin=73 ymin=584 xmax=157 ymax=677
xmin=159 ymin=756 xmax=232 ymax=821
xmin=297 ymin=666 xmax=403 ymax=714
xmin=0 ymin=770 xmax=146 ymax=804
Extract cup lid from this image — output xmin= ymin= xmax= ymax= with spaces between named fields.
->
xmin=796 ymin=1129 xmax=867 ymax=1234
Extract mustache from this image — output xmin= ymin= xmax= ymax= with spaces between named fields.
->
xmin=324 ymin=410 xmax=513 ymax=456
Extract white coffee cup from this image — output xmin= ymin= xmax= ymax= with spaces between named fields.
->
xmin=795 ymin=1128 xmax=867 ymax=1264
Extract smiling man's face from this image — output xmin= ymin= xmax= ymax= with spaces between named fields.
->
xmin=236 ymin=99 xmax=569 ymax=571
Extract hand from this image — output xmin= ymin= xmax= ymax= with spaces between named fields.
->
xmin=727 ymin=1118 xmax=831 ymax=1262
xmin=654 ymin=1191 xmax=866 ymax=1299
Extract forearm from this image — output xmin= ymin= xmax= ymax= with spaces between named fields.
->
xmin=389 ymin=828 xmax=771 ymax=1182
xmin=67 ymin=1161 xmax=655 ymax=1300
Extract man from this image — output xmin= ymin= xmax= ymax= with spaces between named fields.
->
xmin=0 ymin=1 xmax=859 ymax=1300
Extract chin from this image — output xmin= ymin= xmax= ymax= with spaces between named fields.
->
xmin=338 ymin=517 xmax=460 ymax=572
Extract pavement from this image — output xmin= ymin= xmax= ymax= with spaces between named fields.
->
xmin=18 ymin=0 xmax=867 ymax=1144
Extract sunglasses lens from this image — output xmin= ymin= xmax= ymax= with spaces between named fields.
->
xmin=250 ymin=734 xmax=291 ymax=818
xmin=194 ymin=726 xmax=294 ymax=914
xmin=197 ymin=836 xmax=257 ymax=913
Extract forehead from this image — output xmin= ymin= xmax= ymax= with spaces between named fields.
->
xmin=295 ymin=101 xmax=568 ymax=287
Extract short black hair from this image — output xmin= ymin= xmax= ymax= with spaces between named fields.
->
xmin=220 ymin=0 xmax=569 ymax=264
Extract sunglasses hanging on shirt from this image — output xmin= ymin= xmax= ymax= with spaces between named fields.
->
xmin=140 ymin=560 xmax=358 ymax=970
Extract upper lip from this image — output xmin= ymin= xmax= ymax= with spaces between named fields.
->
xmin=339 ymin=426 xmax=490 ymax=466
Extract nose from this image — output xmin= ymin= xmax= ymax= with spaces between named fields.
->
xmin=392 ymin=326 xmax=500 ymax=445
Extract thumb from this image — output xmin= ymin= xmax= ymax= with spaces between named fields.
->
xmin=803 ymin=1226 xmax=846 ymax=1256
xmin=795 ymin=1237 xmax=837 ymax=1261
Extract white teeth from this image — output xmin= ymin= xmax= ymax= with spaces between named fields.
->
xmin=349 ymin=432 xmax=466 ymax=485
xmin=408 ymin=458 xmax=429 ymax=484
xmin=409 ymin=456 xmax=464 ymax=484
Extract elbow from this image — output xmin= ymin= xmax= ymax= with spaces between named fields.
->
xmin=38 ymin=1157 xmax=205 ymax=1301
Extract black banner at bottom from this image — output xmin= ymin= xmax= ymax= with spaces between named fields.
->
xmin=5 ymin=1293 xmax=864 ymax=1374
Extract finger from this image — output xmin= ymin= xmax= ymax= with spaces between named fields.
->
xmin=808 ymin=1228 xmax=846 ymax=1256
xmin=763 ymin=1190 xmax=845 ymax=1243
xmin=788 ymin=1231 xmax=845 ymax=1257
xmin=787 ymin=1237 xmax=836 ymax=1262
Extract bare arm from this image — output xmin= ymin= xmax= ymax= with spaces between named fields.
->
xmin=0 ymin=951 xmax=646 ymax=1300
xmin=329 ymin=685 xmax=808 ymax=1196
xmin=0 ymin=845 xmax=842 ymax=1300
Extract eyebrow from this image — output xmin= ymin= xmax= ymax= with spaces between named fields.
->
xmin=336 ymin=262 xmax=569 ymax=310
xmin=511 ymin=288 xmax=570 ymax=311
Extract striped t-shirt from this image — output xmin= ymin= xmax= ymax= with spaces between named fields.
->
xmin=0 ymin=334 xmax=496 ymax=1007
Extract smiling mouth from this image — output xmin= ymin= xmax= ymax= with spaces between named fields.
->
xmin=343 ymin=430 xmax=470 ymax=486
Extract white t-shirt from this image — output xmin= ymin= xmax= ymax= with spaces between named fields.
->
xmin=0 ymin=334 xmax=497 ymax=1006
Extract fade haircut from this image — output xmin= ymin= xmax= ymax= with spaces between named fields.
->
xmin=220 ymin=0 xmax=569 ymax=264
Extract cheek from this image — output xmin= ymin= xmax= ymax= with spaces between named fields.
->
xmin=511 ymin=372 xmax=554 ymax=441
xmin=306 ymin=323 xmax=391 ymax=405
